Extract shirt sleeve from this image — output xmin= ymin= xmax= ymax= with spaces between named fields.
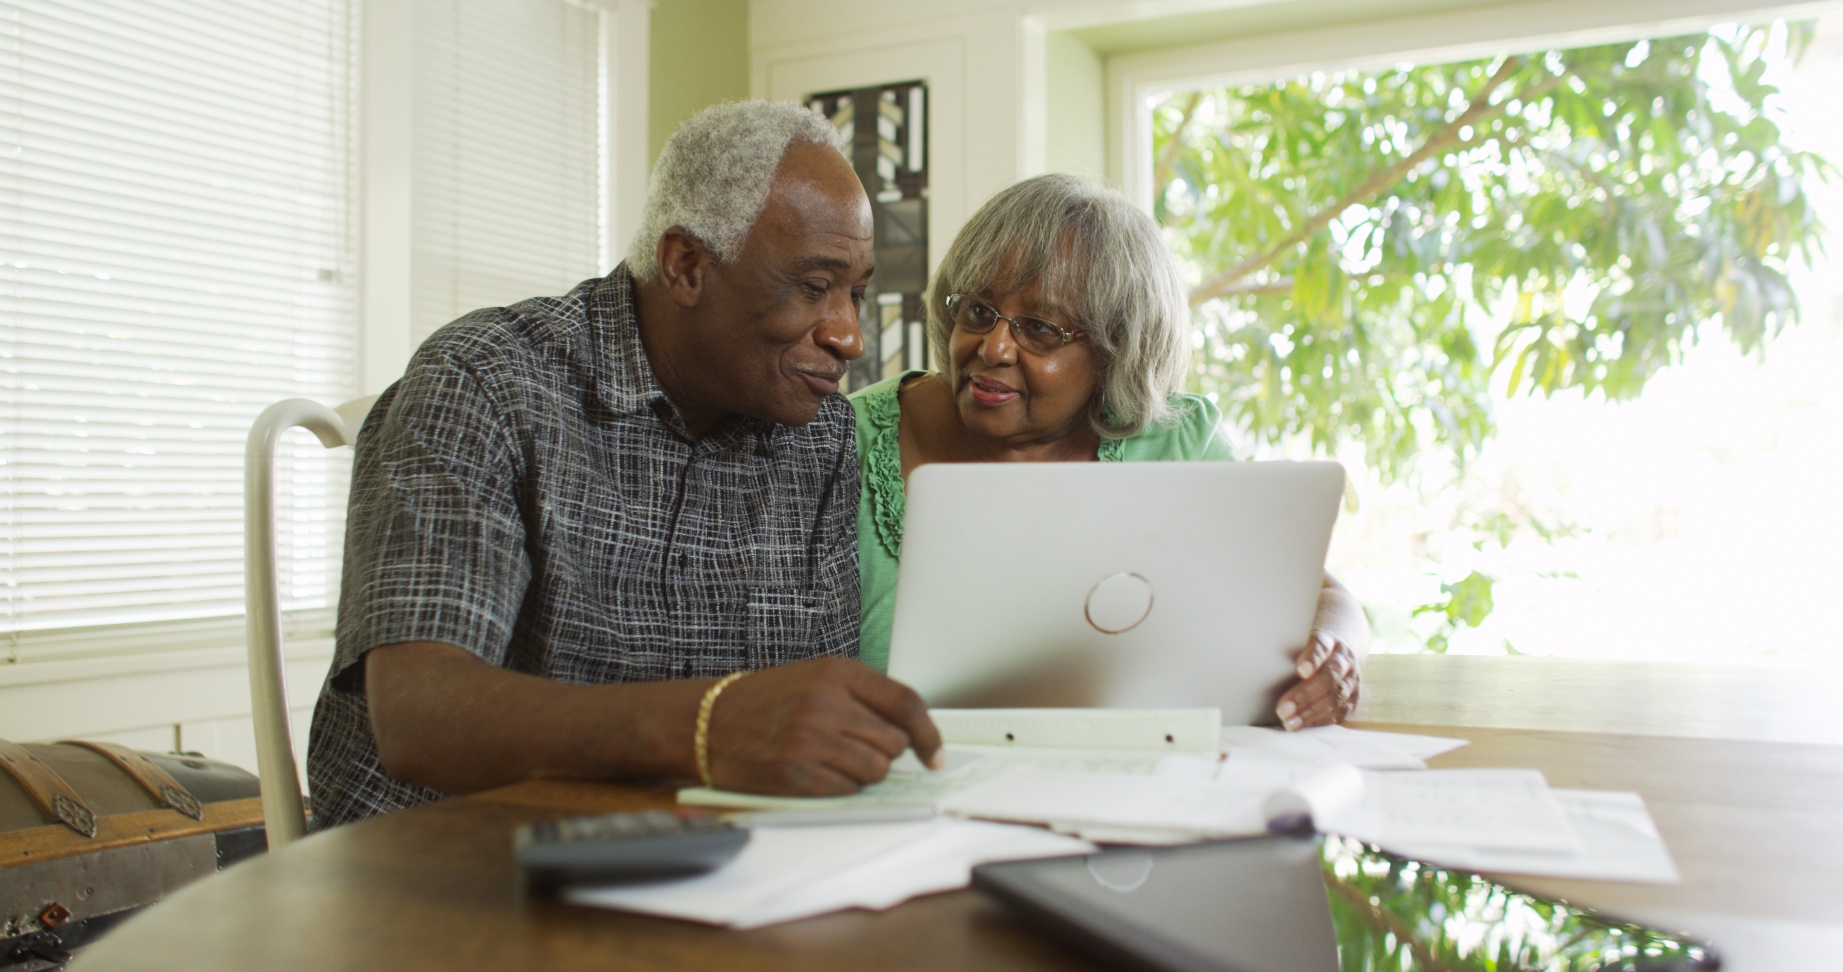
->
xmin=330 ymin=353 xmax=532 ymax=681
xmin=1121 ymin=393 xmax=1240 ymax=462
xmin=1191 ymin=401 xmax=1239 ymax=462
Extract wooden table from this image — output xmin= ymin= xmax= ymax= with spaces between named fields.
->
xmin=67 ymin=659 xmax=1843 ymax=971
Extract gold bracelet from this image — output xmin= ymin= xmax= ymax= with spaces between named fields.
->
xmin=694 ymin=671 xmax=749 ymax=789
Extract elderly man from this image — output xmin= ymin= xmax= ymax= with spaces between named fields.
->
xmin=307 ymin=101 xmax=941 ymax=827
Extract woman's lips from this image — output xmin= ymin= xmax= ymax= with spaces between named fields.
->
xmin=968 ymin=374 xmax=1018 ymax=407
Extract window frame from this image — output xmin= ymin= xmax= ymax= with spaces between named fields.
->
xmin=1103 ymin=0 xmax=1833 ymax=211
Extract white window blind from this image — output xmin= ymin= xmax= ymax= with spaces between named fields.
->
xmin=0 ymin=0 xmax=358 ymax=662
xmin=410 ymin=0 xmax=604 ymax=345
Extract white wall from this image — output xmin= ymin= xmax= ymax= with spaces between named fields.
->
xmin=0 ymin=644 xmax=332 ymax=785
xmin=1044 ymin=30 xmax=1108 ymax=179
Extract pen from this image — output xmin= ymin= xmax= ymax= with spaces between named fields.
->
xmin=728 ymin=804 xmax=937 ymax=828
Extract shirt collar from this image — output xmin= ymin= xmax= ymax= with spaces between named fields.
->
xmin=587 ymin=263 xmax=670 ymax=419
xmin=587 ymin=263 xmax=778 ymax=447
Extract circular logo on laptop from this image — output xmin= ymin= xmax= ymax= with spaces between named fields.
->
xmin=1084 ymin=572 xmax=1154 ymax=634
xmin=1086 ymin=850 xmax=1155 ymax=892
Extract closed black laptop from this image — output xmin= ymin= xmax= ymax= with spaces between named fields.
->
xmin=972 ymin=835 xmax=1719 ymax=972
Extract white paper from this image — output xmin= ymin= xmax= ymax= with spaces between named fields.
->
xmin=563 ymin=818 xmax=1092 ymax=928
xmin=1386 ymin=789 xmax=1678 ymax=883
xmin=1260 ymin=763 xmax=1367 ymax=827
xmin=1326 ymin=769 xmax=1580 ymax=852
xmin=565 ymin=819 xmax=936 ymax=923
xmin=1339 ymin=726 xmax=1470 ymax=761
xmin=938 ymin=767 xmax=1269 ymax=838
xmin=734 ymin=821 xmax=1093 ymax=928
xmin=677 ymin=743 xmax=1172 ymax=813
xmin=936 ymin=759 xmax=1579 ymax=854
xmin=887 ymin=746 xmax=988 ymax=775
xmin=1218 ymin=724 xmax=1466 ymax=769
xmin=677 ymin=747 xmax=994 ymax=811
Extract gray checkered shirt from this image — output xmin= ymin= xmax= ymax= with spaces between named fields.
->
xmin=306 ymin=265 xmax=859 ymax=828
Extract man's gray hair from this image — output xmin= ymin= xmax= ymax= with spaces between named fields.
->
xmin=926 ymin=174 xmax=1191 ymax=440
xmin=626 ymin=101 xmax=845 ymax=282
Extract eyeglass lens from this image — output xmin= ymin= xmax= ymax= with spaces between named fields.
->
xmin=951 ymin=296 xmax=1075 ymax=354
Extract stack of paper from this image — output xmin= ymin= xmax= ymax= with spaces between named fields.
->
xmin=1390 ymin=788 xmax=1680 ymax=883
xmin=565 ymin=711 xmax=1677 ymax=930
xmin=563 ymin=817 xmax=1093 ymax=929
xmin=1219 ymin=724 xmax=1468 ymax=768
xmin=934 ymin=762 xmax=1580 ymax=849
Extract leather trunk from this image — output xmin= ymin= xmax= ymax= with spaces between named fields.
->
xmin=0 ymin=740 xmax=265 ymax=969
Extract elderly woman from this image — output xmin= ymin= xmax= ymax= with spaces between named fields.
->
xmin=851 ymin=174 xmax=1368 ymax=730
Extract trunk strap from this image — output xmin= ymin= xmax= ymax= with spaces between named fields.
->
xmin=61 ymin=740 xmax=206 ymax=821
xmin=0 ymin=738 xmax=98 ymax=837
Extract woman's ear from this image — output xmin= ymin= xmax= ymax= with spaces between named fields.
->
xmin=656 ymin=228 xmax=710 ymax=309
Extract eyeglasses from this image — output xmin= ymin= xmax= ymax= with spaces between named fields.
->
xmin=945 ymin=293 xmax=1085 ymax=355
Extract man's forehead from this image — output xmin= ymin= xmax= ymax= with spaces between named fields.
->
xmin=751 ymin=150 xmax=874 ymax=261
xmin=769 ymin=147 xmax=870 ymax=219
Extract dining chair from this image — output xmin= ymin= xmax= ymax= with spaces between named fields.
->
xmin=242 ymin=395 xmax=375 ymax=848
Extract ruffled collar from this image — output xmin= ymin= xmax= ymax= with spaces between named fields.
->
xmin=859 ymin=372 xmax=917 ymax=560
xmin=861 ymin=372 xmax=1124 ymax=559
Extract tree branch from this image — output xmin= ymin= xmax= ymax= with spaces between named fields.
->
xmin=1154 ymin=91 xmax=1205 ymax=202
xmin=1210 ymin=276 xmax=1294 ymax=297
xmin=1189 ymin=55 xmax=1546 ymax=307
xmin=1322 ymin=871 xmax=1462 ymax=972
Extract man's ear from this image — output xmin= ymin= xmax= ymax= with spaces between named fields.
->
xmin=656 ymin=228 xmax=710 ymax=309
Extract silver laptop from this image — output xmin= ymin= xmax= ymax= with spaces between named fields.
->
xmin=885 ymin=461 xmax=1345 ymax=725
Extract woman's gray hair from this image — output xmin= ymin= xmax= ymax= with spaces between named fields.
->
xmin=626 ymin=101 xmax=844 ymax=281
xmin=926 ymin=174 xmax=1191 ymax=439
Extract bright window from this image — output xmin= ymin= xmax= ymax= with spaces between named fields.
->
xmin=407 ymin=0 xmax=605 ymax=346
xmin=0 ymin=0 xmax=358 ymax=661
xmin=0 ymin=0 xmax=612 ymax=665
xmin=1154 ymin=17 xmax=1843 ymax=668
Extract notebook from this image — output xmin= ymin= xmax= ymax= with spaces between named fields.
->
xmin=885 ymin=461 xmax=1344 ymax=725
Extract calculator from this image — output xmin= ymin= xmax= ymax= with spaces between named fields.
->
xmin=514 ymin=809 xmax=751 ymax=889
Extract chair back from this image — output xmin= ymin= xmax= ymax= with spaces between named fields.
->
xmin=243 ymin=396 xmax=375 ymax=848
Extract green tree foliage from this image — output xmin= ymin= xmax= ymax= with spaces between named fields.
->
xmin=1323 ymin=837 xmax=1709 ymax=969
xmin=1411 ymin=569 xmax=1496 ymax=654
xmin=1155 ymin=23 xmax=1832 ymax=483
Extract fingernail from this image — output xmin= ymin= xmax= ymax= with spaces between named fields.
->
xmin=1296 ymin=657 xmax=1314 ymax=677
xmin=1284 ymin=715 xmax=1302 ymax=731
xmin=926 ymin=752 xmax=945 ymax=771
xmin=1277 ymin=700 xmax=1297 ymax=720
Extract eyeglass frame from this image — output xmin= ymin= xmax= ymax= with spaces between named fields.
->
xmin=943 ymin=293 xmax=1086 ymax=354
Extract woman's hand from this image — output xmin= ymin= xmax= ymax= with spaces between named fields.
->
xmin=1275 ymin=631 xmax=1361 ymax=730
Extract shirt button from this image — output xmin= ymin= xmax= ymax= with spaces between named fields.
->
xmin=679 ymin=661 xmax=693 ymax=678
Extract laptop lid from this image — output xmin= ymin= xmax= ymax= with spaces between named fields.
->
xmin=885 ymin=461 xmax=1344 ymax=724
xmin=971 ymin=836 xmax=1719 ymax=972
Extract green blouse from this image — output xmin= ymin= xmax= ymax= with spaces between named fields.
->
xmin=850 ymin=371 xmax=1237 ymax=673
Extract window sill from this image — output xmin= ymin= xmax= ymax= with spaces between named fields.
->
xmin=1355 ymin=653 xmax=1843 ymax=746
xmin=0 ymin=639 xmax=334 ymax=690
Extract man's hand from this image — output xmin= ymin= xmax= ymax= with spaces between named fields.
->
xmin=702 ymin=657 xmax=942 ymax=796
xmin=1276 ymin=631 xmax=1361 ymax=730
